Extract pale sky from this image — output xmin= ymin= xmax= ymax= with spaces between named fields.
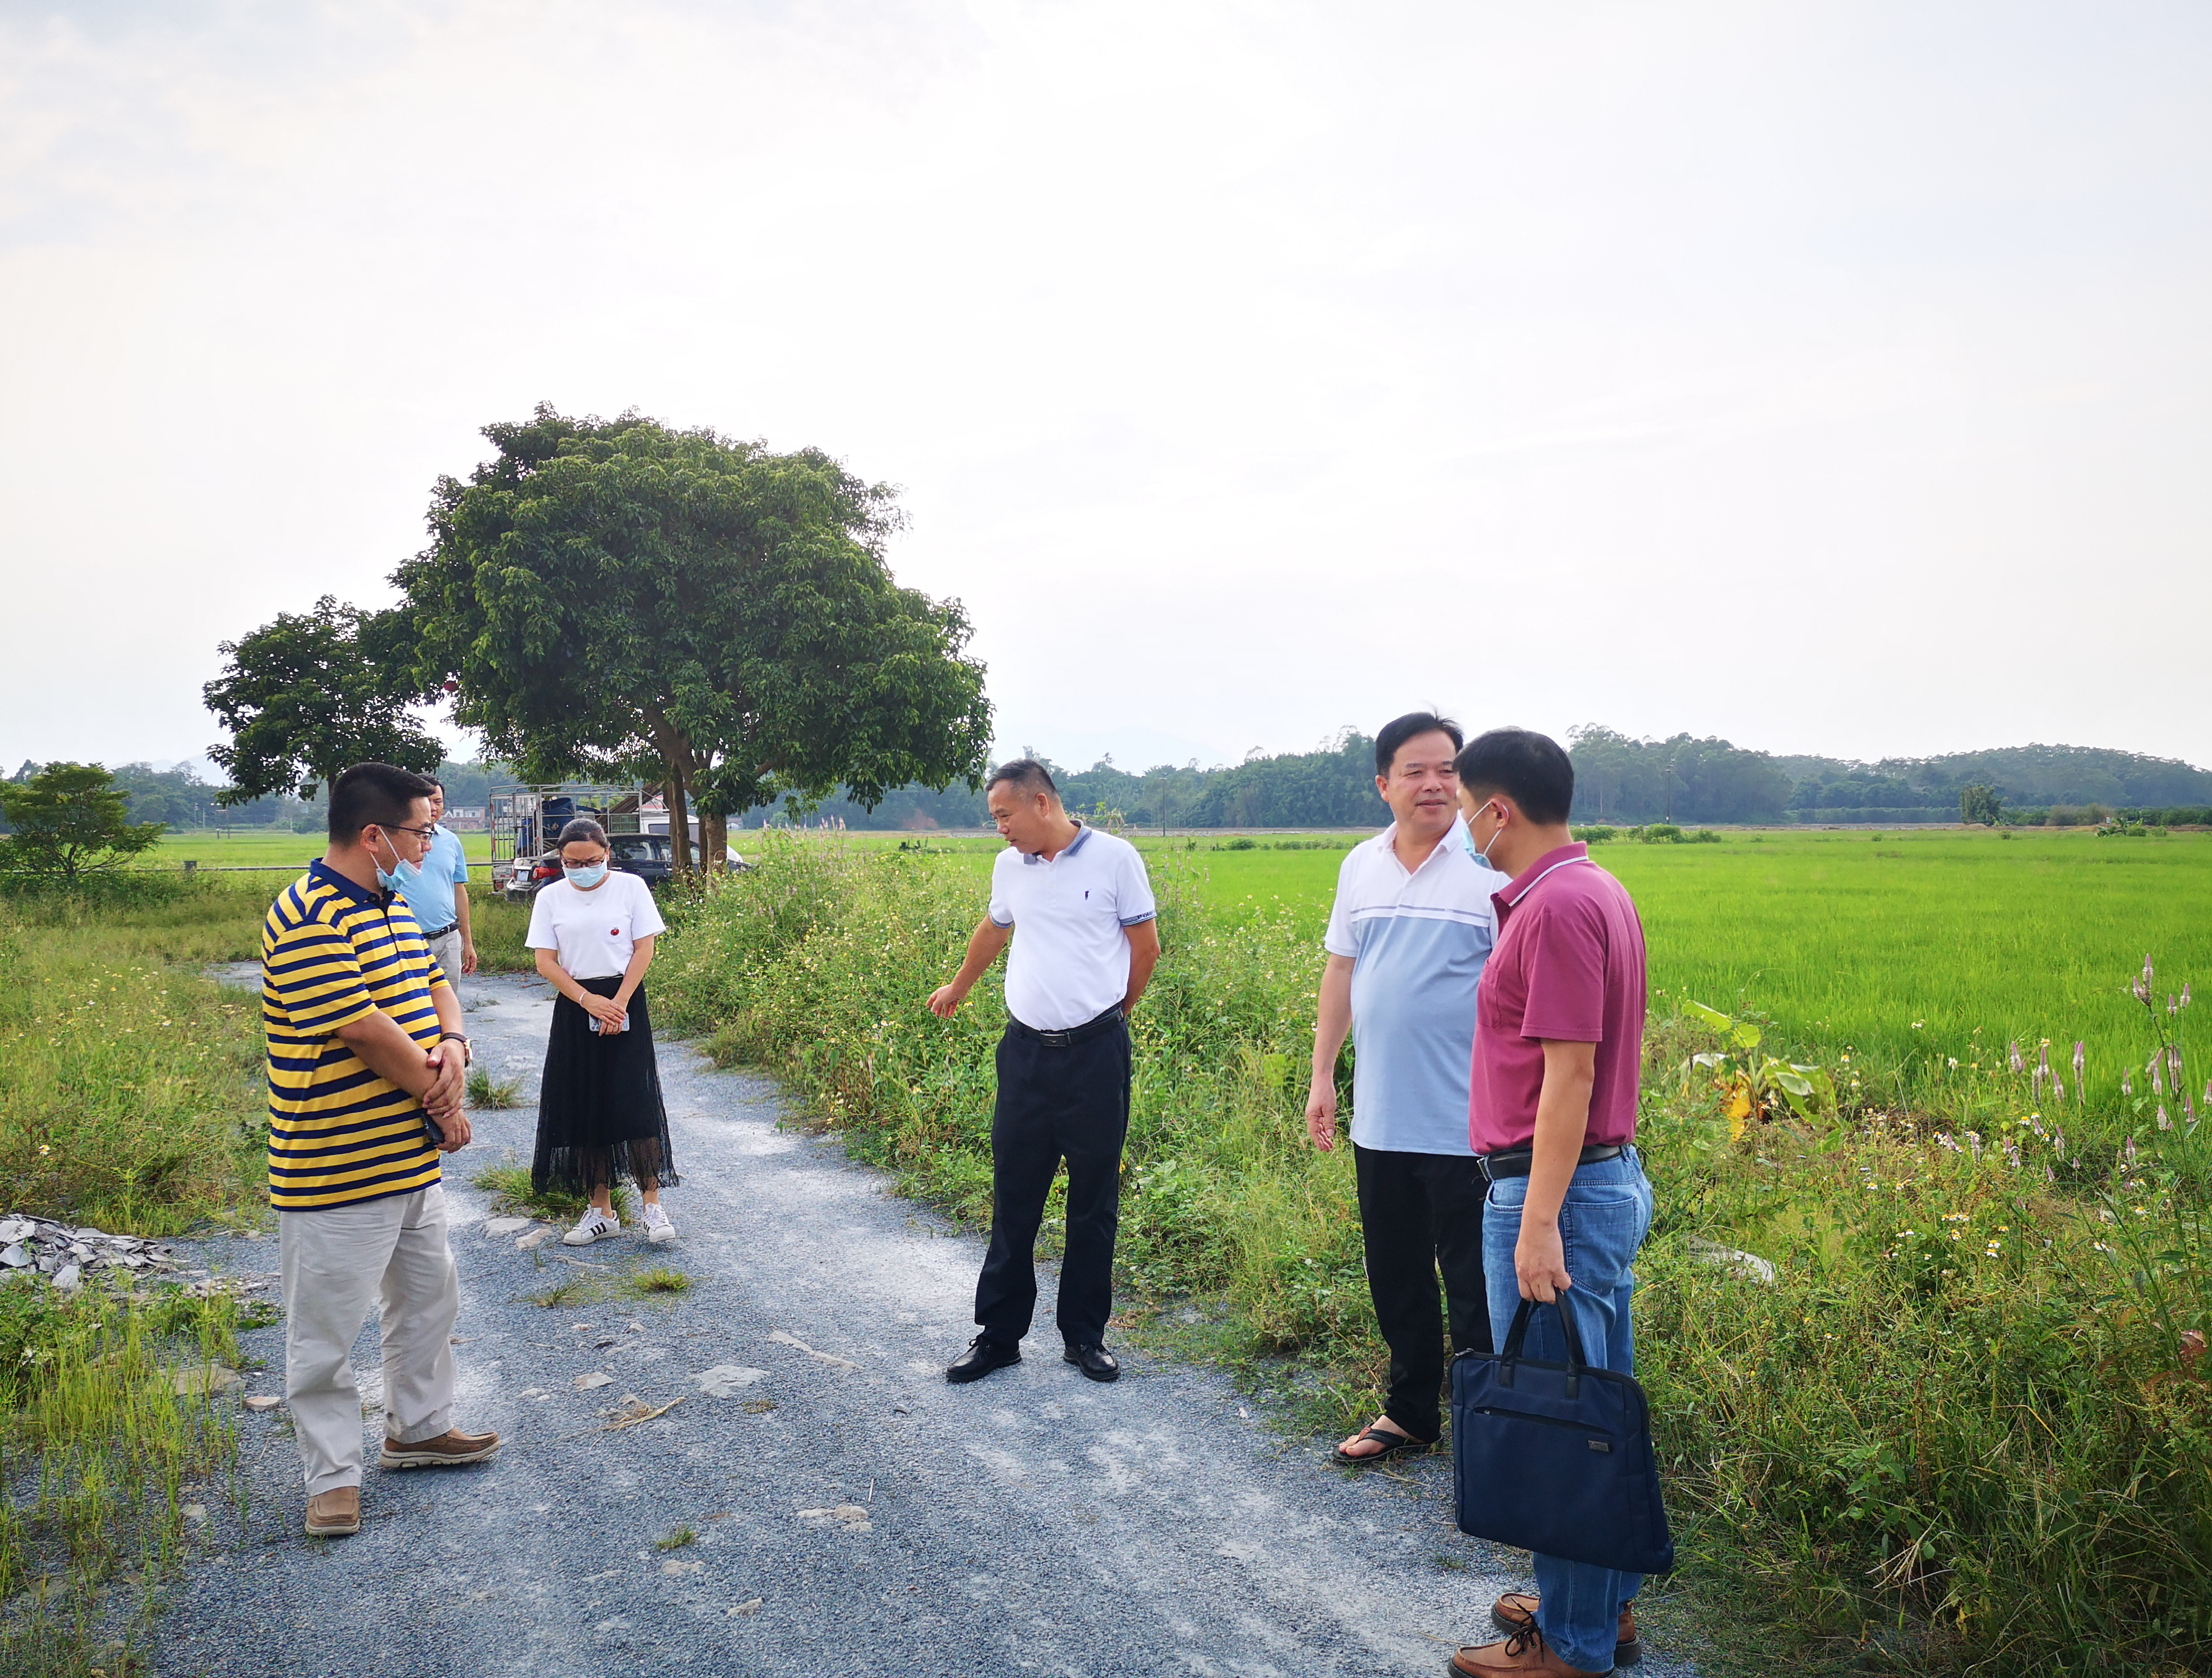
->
xmin=5 ymin=0 xmax=2209 ymax=779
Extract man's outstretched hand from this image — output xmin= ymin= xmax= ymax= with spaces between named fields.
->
xmin=926 ymin=983 xmax=966 ymax=1019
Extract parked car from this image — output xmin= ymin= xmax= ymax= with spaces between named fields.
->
xmin=503 ymin=832 xmax=721 ymax=899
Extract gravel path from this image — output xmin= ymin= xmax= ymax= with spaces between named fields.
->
xmin=162 ymin=970 xmax=1700 ymax=1678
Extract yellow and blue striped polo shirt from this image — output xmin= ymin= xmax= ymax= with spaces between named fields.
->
xmin=261 ymin=861 xmax=450 ymax=1211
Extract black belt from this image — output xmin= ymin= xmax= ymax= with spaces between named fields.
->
xmin=1007 ymin=1006 xmax=1127 ymax=1049
xmin=1478 ymin=1143 xmax=1624 ymax=1181
xmin=420 ymin=924 xmax=457 ymax=938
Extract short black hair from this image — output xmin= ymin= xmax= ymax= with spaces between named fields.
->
xmin=1375 ymin=712 xmax=1463 ymax=778
xmin=984 ymin=758 xmax=1059 ymax=801
xmin=423 ymin=773 xmax=444 ymax=793
xmin=328 ymin=763 xmax=436 ymax=843
xmin=1454 ymin=728 xmax=1574 ymax=826
xmin=557 ymin=817 xmax=609 ymax=850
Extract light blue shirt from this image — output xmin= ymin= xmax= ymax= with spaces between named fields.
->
xmin=1322 ymin=816 xmax=1510 ymax=1155
xmin=399 ymin=823 xmax=469 ymax=935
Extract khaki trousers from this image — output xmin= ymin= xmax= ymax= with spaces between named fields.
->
xmin=279 ymin=1185 xmax=461 ymax=1496
xmin=423 ymin=927 xmax=463 ymax=989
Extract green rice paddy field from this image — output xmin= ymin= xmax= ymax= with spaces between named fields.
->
xmin=1170 ymin=827 xmax=2212 ymax=1123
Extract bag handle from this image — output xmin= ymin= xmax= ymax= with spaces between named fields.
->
xmin=1498 ymin=1294 xmax=1590 ymax=1399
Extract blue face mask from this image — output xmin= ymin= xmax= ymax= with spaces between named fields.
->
xmin=1469 ymin=804 xmax=1505 ymax=871
xmin=565 ymin=862 xmax=609 ymax=889
xmin=371 ymin=832 xmax=423 ymax=896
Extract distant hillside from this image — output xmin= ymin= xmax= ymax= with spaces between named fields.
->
xmin=1579 ymin=734 xmax=2212 ymax=825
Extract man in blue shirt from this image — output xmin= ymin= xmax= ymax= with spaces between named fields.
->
xmin=1307 ymin=712 xmax=1511 ymax=1463
xmin=396 ymin=778 xmax=475 ymax=987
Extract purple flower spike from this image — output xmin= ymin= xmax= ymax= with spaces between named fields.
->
xmin=2009 ymin=1042 xmax=2025 ymax=1074
xmin=2054 ymin=1128 xmax=2067 ymax=1160
xmin=2152 ymin=1061 xmax=2165 ymax=1097
xmin=2185 ymin=981 xmax=2194 ymax=1008
xmin=2126 ymin=1134 xmax=2140 ymax=1164
xmin=2158 ymin=1106 xmax=2173 ymax=1131
xmin=1967 ymin=1130 xmax=1983 ymax=1162
xmin=2073 ymin=1041 xmax=2085 ymax=1079
xmin=2123 ymin=1075 xmax=2135 ymax=1097
xmin=2039 ymin=1041 xmax=2050 ymax=1073
xmin=2051 ymin=1073 xmax=2065 ymax=1102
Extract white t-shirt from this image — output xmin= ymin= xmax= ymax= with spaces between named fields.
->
xmin=987 ymin=823 xmax=1157 ymax=1031
xmin=525 ymin=872 xmax=668 ymax=981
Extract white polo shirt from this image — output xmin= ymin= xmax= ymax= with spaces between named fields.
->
xmin=525 ymin=871 xmax=667 ymax=981
xmin=1323 ymin=816 xmax=1510 ymax=1155
xmin=988 ymin=823 xmax=1158 ymax=1031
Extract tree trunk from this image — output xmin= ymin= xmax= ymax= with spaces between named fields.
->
xmin=666 ymin=770 xmax=693 ymax=874
xmin=699 ymin=809 xmax=727 ymax=872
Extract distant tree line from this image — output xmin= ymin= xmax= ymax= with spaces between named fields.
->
xmin=776 ymin=730 xmax=2212 ymax=831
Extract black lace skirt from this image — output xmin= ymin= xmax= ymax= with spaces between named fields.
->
xmin=532 ymin=976 xmax=678 ymax=1196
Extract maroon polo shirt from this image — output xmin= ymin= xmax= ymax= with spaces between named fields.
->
xmin=1468 ymin=842 xmax=1648 ymax=1155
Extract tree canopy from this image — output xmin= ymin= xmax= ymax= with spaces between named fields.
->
xmin=0 ymin=763 xmax=166 ymax=887
xmin=202 ymin=595 xmax=444 ymax=803
xmin=389 ymin=408 xmax=992 ymax=867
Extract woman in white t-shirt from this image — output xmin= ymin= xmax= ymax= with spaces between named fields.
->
xmin=524 ymin=818 xmax=680 ymax=1246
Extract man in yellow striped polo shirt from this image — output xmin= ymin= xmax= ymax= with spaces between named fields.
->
xmin=264 ymin=762 xmax=500 ymax=1539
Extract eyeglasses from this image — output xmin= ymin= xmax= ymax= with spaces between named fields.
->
xmin=375 ymin=823 xmax=438 ymax=842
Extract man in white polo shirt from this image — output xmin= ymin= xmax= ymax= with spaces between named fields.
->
xmin=927 ymin=759 xmax=1161 ymax=1385
xmin=1307 ymin=712 xmax=1511 ymax=1463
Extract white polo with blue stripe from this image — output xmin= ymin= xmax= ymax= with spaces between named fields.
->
xmin=988 ymin=822 xmax=1158 ymax=1031
xmin=1323 ymin=816 xmax=1510 ymax=1155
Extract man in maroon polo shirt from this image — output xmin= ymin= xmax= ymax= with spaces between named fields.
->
xmin=1447 ymin=728 xmax=1656 ymax=1678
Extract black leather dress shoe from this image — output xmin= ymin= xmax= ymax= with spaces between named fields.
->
xmin=946 ymin=1335 xmax=1021 ymax=1384
xmin=1063 ymin=1343 xmax=1120 ymax=1383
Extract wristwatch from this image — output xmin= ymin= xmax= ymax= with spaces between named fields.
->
xmin=440 ymin=1030 xmax=472 ymax=1067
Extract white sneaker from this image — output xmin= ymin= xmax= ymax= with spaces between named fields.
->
xmin=642 ymin=1203 xmax=677 ymax=1245
xmin=562 ymin=1209 xmax=618 ymax=1247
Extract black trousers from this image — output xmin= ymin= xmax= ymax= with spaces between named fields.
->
xmin=1354 ymin=1142 xmax=1493 ymax=1441
xmin=974 ymin=1012 xmax=1132 ymax=1349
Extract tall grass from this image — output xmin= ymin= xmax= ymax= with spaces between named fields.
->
xmin=0 ymin=879 xmax=271 ymax=1669
xmin=0 ymin=881 xmax=271 ymax=1233
xmin=653 ymin=836 xmax=2212 ymax=1676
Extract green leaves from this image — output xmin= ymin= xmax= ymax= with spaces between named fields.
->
xmin=202 ymin=595 xmax=443 ymax=802
xmin=389 ymin=406 xmax=992 ymax=865
xmin=0 ymin=764 xmax=166 ymax=888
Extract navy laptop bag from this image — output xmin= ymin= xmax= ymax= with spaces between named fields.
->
xmin=1451 ymin=1296 xmax=1675 ymax=1575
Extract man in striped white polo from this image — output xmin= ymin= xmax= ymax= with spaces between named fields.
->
xmin=1307 ymin=712 xmax=1511 ymax=1463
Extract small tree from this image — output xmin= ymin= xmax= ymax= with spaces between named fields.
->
xmin=0 ymin=764 xmax=166 ymax=888
xmin=1959 ymin=784 xmax=2005 ymax=826
xmin=203 ymin=595 xmax=445 ymax=803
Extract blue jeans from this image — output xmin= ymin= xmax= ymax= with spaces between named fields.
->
xmin=1481 ymin=1149 xmax=1655 ymax=1674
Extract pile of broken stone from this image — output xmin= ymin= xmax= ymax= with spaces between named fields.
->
xmin=1 ymin=1213 xmax=181 ymax=1293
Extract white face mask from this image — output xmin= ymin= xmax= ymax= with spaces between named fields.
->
xmin=564 ymin=862 xmax=609 ymax=889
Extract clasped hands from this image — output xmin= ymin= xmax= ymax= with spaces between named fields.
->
xmin=420 ymin=1041 xmax=473 ymax=1152
xmin=579 ymin=992 xmax=628 ymax=1035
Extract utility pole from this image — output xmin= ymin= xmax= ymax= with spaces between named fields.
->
xmin=1664 ymin=762 xmax=1675 ymax=823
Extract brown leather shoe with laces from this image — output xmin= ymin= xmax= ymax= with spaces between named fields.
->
xmin=1491 ymin=1593 xmax=1640 ymax=1666
xmin=1450 ymin=1622 xmax=1611 ymax=1677
xmin=304 ymin=1486 xmax=360 ymax=1537
xmin=379 ymin=1427 xmax=501 ymax=1470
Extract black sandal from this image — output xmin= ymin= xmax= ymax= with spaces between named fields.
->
xmin=1332 ymin=1425 xmax=1434 ymax=1466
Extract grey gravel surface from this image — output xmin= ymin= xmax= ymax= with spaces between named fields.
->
xmin=162 ymin=969 xmax=1700 ymax=1678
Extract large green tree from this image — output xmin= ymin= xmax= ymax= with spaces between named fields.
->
xmin=390 ymin=407 xmax=992 ymax=868
xmin=202 ymin=595 xmax=445 ymax=802
xmin=0 ymin=763 xmax=166 ymax=887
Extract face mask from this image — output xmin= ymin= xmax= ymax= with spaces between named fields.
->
xmin=565 ymin=862 xmax=609 ymax=889
xmin=1469 ymin=804 xmax=1505 ymax=871
xmin=371 ymin=831 xmax=423 ymax=895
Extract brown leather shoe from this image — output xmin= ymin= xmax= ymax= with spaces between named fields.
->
xmin=1491 ymin=1593 xmax=1640 ymax=1666
xmin=379 ymin=1427 xmax=501 ymax=1470
xmin=304 ymin=1486 xmax=360 ymax=1537
xmin=1450 ymin=1624 xmax=1611 ymax=1677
